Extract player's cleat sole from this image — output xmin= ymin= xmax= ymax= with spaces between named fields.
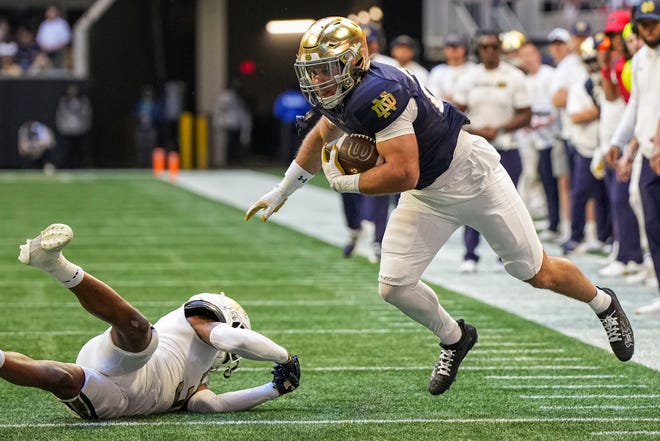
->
xmin=596 ymin=287 xmax=634 ymax=362
xmin=428 ymin=319 xmax=478 ymax=395
xmin=18 ymin=223 xmax=73 ymax=268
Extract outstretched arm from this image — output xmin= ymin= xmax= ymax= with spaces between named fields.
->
xmin=186 ymin=383 xmax=280 ymax=413
xmin=245 ymin=116 xmax=342 ymax=221
xmin=188 ymin=316 xmax=290 ymax=362
xmin=186 ymin=355 xmax=301 ymax=413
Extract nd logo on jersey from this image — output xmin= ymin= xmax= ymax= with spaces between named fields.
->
xmin=371 ymin=91 xmax=397 ymax=118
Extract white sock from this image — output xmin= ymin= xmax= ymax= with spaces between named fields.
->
xmin=48 ymin=260 xmax=85 ymax=288
xmin=379 ymin=281 xmax=462 ymax=345
xmin=0 ymin=350 xmax=5 ymax=369
xmin=589 ymin=288 xmax=612 ymax=314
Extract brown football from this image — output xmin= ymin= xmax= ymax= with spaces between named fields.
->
xmin=323 ymin=133 xmax=383 ymax=175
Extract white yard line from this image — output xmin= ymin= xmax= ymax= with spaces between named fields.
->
xmin=487 ymin=375 xmax=623 ymax=379
xmin=0 ymin=417 xmax=658 ymax=429
xmin=173 ymin=170 xmax=660 ymax=372
xmin=501 ymin=384 xmax=645 ymax=389
xmin=520 ymin=394 xmax=660 ymax=399
xmin=543 ymin=405 xmax=658 ymax=410
xmin=237 ymin=365 xmax=598 ymax=372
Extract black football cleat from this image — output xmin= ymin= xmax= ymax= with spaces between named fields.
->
xmin=428 ymin=319 xmax=478 ymax=395
xmin=597 ymin=287 xmax=634 ymax=361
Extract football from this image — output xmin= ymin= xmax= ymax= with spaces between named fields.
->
xmin=323 ymin=133 xmax=383 ymax=175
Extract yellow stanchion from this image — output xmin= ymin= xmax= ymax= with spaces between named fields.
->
xmin=195 ymin=115 xmax=208 ymax=169
xmin=179 ymin=112 xmax=194 ymax=169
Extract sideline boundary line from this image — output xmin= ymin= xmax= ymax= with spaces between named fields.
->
xmin=1 ymin=417 xmax=659 ymax=429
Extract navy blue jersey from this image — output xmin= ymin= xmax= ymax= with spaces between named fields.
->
xmin=318 ymin=62 xmax=469 ymax=189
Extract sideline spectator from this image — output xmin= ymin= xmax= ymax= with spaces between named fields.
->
xmin=427 ymin=33 xmax=476 ymax=105
xmin=517 ymin=41 xmax=562 ymax=241
xmin=0 ymin=42 xmax=21 ymax=77
xmin=361 ymin=23 xmax=399 ymax=67
xmin=0 ymin=17 xmax=10 ymax=43
xmin=616 ymin=21 xmax=655 ymax=287
xmin=453 ymin=29 xmax=532 ymax=273
xmin=26 ymin=51 xmax=53 ymax=76
xmin=273 ymin=87 xmax=309 ymax=163
xmin=36 ymin=4 xmax=71 ymax=69
xmin=15 ymin=26 xmax=40 ymax=72
xmin=564 ymin=37 xmax=611 ymax=255
xmin=548 ymin=27 xmax=588 ymax=245
xmin=18 ymin=120 xmax=56 ymax=172
xmin=214 ymin=80 xmax=252 ymax=166
xmin=135 ymin=85 xmax=162 ymax=168
xmin=500 ymin=29 xmax=527 ymax=69
xmin=594 ymin=10 xmax=645 ymax=278
xmin=389 ymin=35 xmax=429 ymax=86
xmin=55 ymin=83 xmax=92 ymax=168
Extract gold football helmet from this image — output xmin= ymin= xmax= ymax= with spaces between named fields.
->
xmin=499 ymin=30 xmax=527 ymax=53
xmin=579 ymin=36 xmax=598 ymax=63
xmin=294 ymin=17 xmax=370 ymax=109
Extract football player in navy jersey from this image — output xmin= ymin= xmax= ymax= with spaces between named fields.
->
xmin=246 ymin=17 xmax=635 ymax=395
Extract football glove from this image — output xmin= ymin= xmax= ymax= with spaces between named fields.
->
xmin=321 ymin=145 xmax=360 ymax=193
xmin=244 ymin=186 xmax=287 ymax=222
xmin=271 ymin=354 xmax=300 ymax=395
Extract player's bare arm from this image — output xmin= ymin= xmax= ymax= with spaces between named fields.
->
xmin=295 ymin=116 xmax=343 ymax=174
xmin=552 ymin=88 xmax=568 ymax=108
xmin=615 ymin=138 xmax=638 ymax=182
xmin=651 ymin=117 xmax=660 ymax=175
xmin=358 ymin=134 xmax=420 ymax=194
xmin=506 ymin=106 xmax=532 ymax=132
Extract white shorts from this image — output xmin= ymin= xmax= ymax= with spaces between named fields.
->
xmin=76 ymin=327 xmax=159 ymax=377
xmin=379 ymin=134 xmax=543 ymax=286
xmin=61 ymin=367 xmax=129 ymax=419
xmin=59 ymin=327 xmax=162 ymax=418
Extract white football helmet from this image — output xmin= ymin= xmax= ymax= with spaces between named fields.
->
xmin=185 ymin=292 xmax=251 ymax=377
xmin=294 ymin=16 xmax=370 ymax=109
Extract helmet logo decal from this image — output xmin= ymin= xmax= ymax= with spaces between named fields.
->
xmin=641 ymin=1 xmax=655 ymax=13
xmin=371 ymin=91 xmax=397 ymax=118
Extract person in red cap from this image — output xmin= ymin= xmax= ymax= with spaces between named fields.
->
xmin=593 ymin=9 xmax=646 ymax=281
xmin=598 ymin=9 xmax=633 ymax=102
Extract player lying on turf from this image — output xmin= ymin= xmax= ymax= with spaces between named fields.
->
xmin=246 ymin=17 xmax=634 ymax=396
xmin=0 ymin=223 xmax=300 ymax=419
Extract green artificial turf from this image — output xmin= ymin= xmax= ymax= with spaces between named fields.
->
xmin=0 ymin=171 xmax=657 ymax=441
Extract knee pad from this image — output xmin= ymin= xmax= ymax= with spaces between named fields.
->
xmin=504 ymin=260 xmax=539 ymax=281
xmin=378 ymin=281 xmax=414 ymax=304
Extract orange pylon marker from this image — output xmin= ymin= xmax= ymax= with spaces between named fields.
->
xmin=168 ymin=150 xmax=180 ymax=182
xmin=152 ymin=147 xmax=165 ymax=177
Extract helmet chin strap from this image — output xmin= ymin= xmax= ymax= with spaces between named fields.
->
xmin=222 ymin=355 xmax=241 ymax=378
